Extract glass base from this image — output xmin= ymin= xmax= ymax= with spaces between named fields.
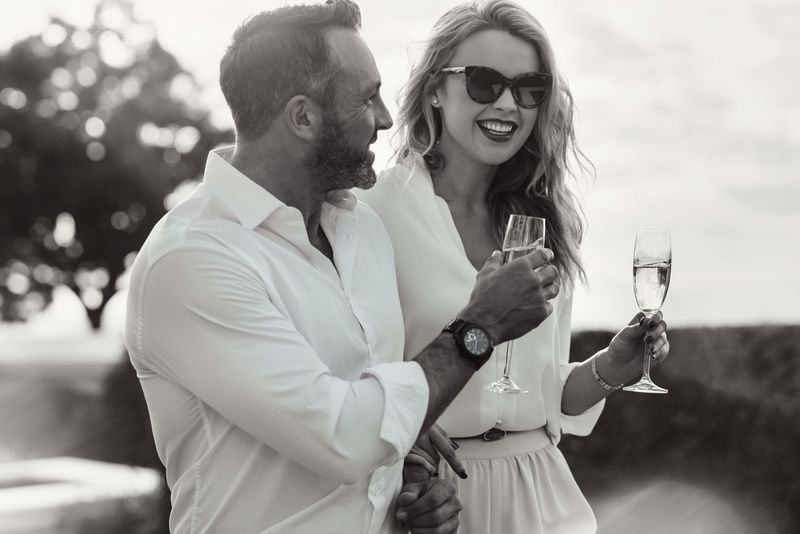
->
xmin=483 ymin=375 xmax=528 ymax=394
xmin=623 ymin=377 xmax=668 ymax=394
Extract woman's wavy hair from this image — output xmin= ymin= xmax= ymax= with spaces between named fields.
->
xmin=396 ymin=0 xmax=591 ymax=287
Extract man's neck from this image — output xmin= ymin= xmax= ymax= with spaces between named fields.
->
xmin=229 ymin=144 xmax=329 ymax=254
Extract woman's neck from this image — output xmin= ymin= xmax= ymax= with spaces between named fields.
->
xmin=431 ymin=151 xmax=496 ymax=210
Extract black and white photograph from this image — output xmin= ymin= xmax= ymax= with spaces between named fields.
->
xmin=1 ymin=0 xmax=798 ymax=533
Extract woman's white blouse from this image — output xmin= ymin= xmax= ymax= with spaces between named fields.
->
xmin=358 ymin=159 xmax=604 ymax=441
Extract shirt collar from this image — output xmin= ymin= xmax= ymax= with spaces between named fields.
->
xmin=202 ymin=146 xmax=357 ymax=230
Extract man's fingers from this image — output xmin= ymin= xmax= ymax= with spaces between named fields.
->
xmin=407 ymin=503 xmax=461 ymax=533
xmin=397 ymin=479 xmax=454 ymax=520
xmin=397 ymin=481 xmax=426 ymax=508
xmin=543 ymin=277 xmax=560 ymax=300
xmin=519 ymin=247 xmax=554 ymax=270
xmin=479 ymin=250 xmax=503 ymax=273
xmin=535 ymin=263 xmax=559 ymax=284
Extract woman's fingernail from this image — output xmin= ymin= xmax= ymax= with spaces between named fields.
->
xmin=433 ymin=471 xmax=439 ymax=477
xmin=459 ymin=471 xmax=468 ymax=479
xmin=645 ymin=335 xmax=653 ymax=344
xmin=648 ymin=320 xmax=656 ymax=329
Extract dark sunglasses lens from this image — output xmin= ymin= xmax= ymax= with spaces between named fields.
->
xmin=467 ymin=68 xmax=505 ymax=104
xmin=515 ymin=75 xmax=549 ymax=107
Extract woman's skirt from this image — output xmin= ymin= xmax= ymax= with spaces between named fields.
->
xmin=439 ymin=428 xmax=596 ymax=534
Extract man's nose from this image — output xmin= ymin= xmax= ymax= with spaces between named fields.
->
xmin=375 ymin=98 xmax=393 ymax=131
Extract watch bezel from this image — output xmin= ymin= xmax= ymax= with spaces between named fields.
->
xmin=443 ymin=319 xmax=494 ymax=368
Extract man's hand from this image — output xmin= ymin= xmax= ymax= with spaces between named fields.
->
xmin=396 ymin=477 xmax=461 ymax=534
xmin=460 ymin=248 xmax=559 ymax=344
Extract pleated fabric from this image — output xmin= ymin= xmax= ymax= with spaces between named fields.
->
xmin=440 ymin=429 xmax=597 ymax=534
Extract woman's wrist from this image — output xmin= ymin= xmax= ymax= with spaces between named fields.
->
xmin=594 ymin=349 xmax=630 ymax=389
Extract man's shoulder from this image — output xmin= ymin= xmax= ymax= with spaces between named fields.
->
xmin=136 ymin=198 xmax=250 ymax=273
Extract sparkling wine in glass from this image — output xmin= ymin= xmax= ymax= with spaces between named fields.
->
xmin=624 ymin=226 xmax=671 ymax=394
xmin=483 ymin=215 xmax=546 ymax=395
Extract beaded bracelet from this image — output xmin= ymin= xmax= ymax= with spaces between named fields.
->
xmin=591 ymin=356 xmax=623 ymax=391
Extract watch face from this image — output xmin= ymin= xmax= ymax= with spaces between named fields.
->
xmin=464 ymin=327 xmax=490 ymax=356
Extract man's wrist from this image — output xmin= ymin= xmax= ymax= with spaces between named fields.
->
xmin=455 ymin=308 xmax=500 ymax=346
xmin=439 ymin=332 xmax=483 ymax=374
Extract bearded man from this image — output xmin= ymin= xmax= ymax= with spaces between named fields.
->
xmin=124 ymin=1 xmax=560 ymax=532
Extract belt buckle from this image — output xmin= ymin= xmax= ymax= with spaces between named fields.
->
xmin=482 ymin=427 xmax=506 ymax=441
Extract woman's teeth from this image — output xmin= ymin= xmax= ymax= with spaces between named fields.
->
xmin=478 ymin=121 xmax=515 ymax=135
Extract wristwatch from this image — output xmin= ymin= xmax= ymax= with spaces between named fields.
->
xmin=442 ymin=318 xmax=494 ymax=370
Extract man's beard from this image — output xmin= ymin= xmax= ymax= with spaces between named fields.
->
xmin=310 ymin=110 xmax=376 ymax=191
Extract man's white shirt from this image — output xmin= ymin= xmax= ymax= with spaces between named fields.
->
xmin=124 ymin=147 xmax=429 ymax=533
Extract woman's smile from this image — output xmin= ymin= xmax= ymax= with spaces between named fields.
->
xmin=476 ymin=118 xmax=518 ymax=142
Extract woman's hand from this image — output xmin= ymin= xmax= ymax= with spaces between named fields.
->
xmin=600 ymin=311 xmax=671 ymax=385
xmin=404 ymin=424 xmax=467 ymax=481
xmin=399 ymin=425 xmax=465 ymax=532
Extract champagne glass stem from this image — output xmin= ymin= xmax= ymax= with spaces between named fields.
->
xmin=641 ymin=338 xmax=653 ymax=381
xmin=501 ymin=341 xmax=515 ymax=377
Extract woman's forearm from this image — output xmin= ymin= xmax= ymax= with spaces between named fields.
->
xmin=561 ymin=349 xmax=631 ymax=415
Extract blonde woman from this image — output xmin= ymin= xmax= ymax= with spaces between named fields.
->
xmin=359 ymin=1 xmax=671 ymax=532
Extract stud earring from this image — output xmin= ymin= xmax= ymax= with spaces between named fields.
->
xmin=431 ymin=96 xmax=439 ymax=106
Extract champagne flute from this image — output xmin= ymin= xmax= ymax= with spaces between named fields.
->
xmin=624 ymin=226 xmax=671 ymax=394
xmin=483 ymin=215 xmax=546 ymax=394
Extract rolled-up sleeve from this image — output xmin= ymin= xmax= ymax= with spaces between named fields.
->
xmin=137 ymin=246 xmax=428 ymax=485
xmin=361 ymin=361 xmax=429 ymax=459
xmin=556 ymin=293 xmax=605 ymax=436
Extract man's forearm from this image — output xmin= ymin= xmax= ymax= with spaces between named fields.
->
xmin=412 ymin=334 xmax=476 ymax=437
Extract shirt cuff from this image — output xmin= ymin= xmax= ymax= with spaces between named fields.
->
xmin=559 ymin=361 xmax=606 ymax=436
xmin=361 ymin=361 xmax=429 ymax=459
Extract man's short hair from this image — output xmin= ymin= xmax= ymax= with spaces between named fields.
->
xmin=220 ymin=0 xmax=362 ymax=140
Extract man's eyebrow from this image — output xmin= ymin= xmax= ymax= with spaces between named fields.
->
xmin=362 ymin=80 xmax=381 ymax=96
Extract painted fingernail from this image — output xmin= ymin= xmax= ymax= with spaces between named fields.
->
xmin=648 ymin=320 xmax=657 ymax=329
xmin=645 ymin=335 xmax=653 ymax=344
xmin=459 ymin=471 xmax=468 ymax=479
xmin=433 ymin=471 xmax=439 ymax=477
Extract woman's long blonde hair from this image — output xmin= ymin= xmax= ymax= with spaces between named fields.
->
xmin=396 ymin=0 xmax=590 ymax=287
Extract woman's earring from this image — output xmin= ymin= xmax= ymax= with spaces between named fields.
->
xmin=431 ymin=96 xmax=439 ymax=107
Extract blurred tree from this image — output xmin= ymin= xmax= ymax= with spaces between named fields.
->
xmin=0 ymin=0 xmax=232 ymax=329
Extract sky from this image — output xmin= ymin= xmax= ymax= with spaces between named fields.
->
xmin=1 ymin=0 xmax=799 ymax=336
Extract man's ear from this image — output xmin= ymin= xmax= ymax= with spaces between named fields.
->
xmin=283 ymin=95 xmax=323 ymax=142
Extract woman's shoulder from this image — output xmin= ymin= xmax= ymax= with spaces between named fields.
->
xmin=357 ymin=157 xmax=429 ymax=210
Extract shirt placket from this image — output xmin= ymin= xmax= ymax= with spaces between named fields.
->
xmin=322 ymin=205 xmax=379 ymax=367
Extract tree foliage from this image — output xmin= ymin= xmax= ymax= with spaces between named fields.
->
xmin=0 ymin=0 xmax=232 ymax=329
